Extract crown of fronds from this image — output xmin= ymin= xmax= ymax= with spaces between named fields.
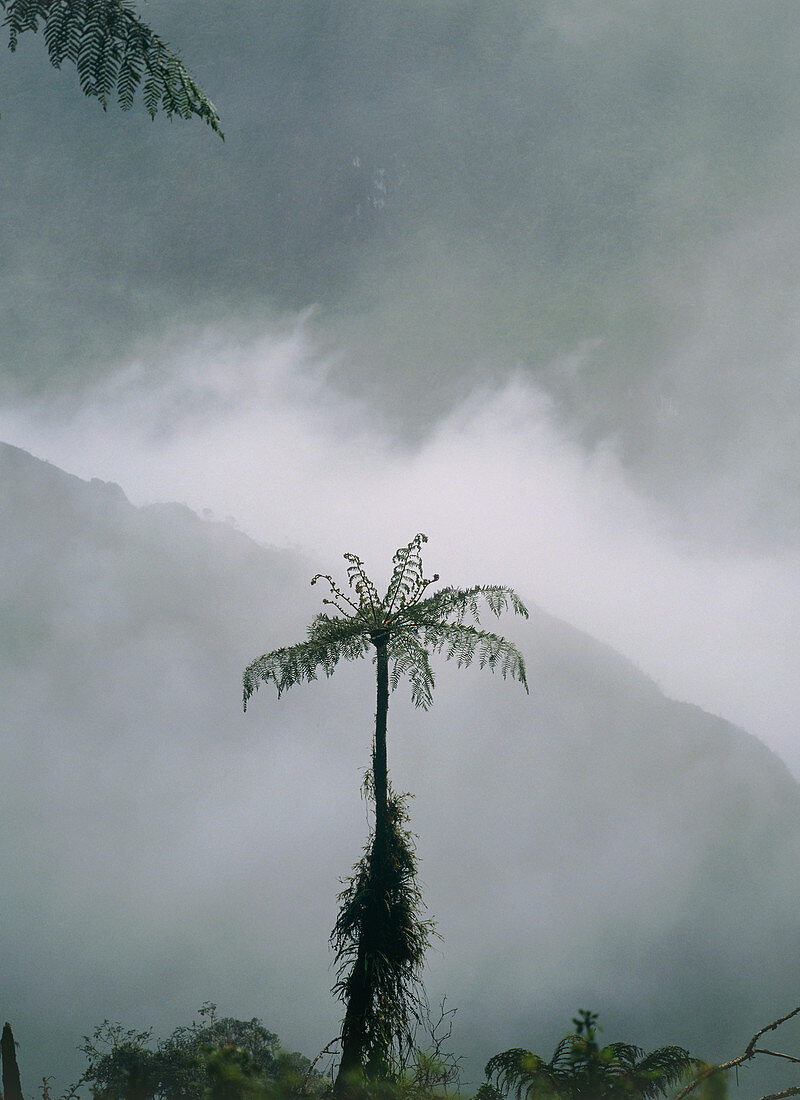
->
xmin=485 ymin=1011 xmax=697 ymax=1100
xmin=243 ymin=533 xmax=529 ymax=711
xmin=1 ymin=0 xmax=222 ymax=136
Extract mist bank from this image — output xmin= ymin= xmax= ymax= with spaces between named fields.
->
xmin=3 ymin=441 xmax=800 ymax=1096
xmin=3 ymin=341 xmax=798 ymax=774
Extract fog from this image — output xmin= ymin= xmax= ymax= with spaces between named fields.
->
xmin=2 ymin=325 xmax=798 ymax=773
xmin=2 ymin=0 xmax=800 ymax=1095
xmin=4 ymin=441 xmax=800 ymax=1098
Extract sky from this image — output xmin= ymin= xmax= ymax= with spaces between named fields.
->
xmin=2 ymin=0 xmax=800 ymax=1087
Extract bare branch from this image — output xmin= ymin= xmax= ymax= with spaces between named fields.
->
xmin=748 ymin=1007 xmax=800 ymax=1055
xmin=674 ymin=1006 xmax=800 ymax=1100
xmin=300 ymin=1038 xmax=340 ymax=1093
xmin=753 ymin=1050 xmax=800 ymax=1066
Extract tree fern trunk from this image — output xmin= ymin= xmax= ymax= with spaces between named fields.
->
xmin=333 ymin=636 xmax=391 ymax=1097
xmin=372 ymin=636 xmax=389 ymax=845
xmin=335 ymin=945 xmax=372 ymax=1094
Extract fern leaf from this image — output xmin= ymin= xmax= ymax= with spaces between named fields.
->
xmin=414 ymin=621 xmax=529 ymax=691
xmin=384 ymin=533 xmax=427 ymax=617
xmin=243 ymin=623 xmax=371 ymax=709
xmin=344 ymin=552 xmax=382 ymax=619
xmin=141 ymin=68 xmax=159 ymax=118
xmin=388 ymin=633 xmax=435 ymax=709
xmin=163 ymin=56 xmax=189 ymax=116
xmin=43 ymin=0 xmax=69 ymax=66
xmin=115 ymin=40 xmax=141 ymax=109
xmin=412 ymin=584 xmax=529 ymax=628
xmin=2 ymin=0 xmax=223 ymax=135
xmin=485 ymin=1049 xmax=547 ymax=1100
xmin=76 ymin=0 xmax=103 ymax=96
xmin=2 ymin=0 xmax=46 ymax=52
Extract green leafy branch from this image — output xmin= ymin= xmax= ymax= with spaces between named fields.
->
xmin=1 ymin=0 xmax=223 ymax=136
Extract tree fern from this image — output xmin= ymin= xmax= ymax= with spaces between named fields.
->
xmin=244 ymin=534 xmax=529 ymax=1094
xmin=485 ymin=1011 xmax=696 ymax=1100
xmin=1 ymin=0 xmax=222 ymax=136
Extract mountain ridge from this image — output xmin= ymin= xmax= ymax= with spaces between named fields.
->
xmin=2 ymin=440 xmax=800 ymax=1096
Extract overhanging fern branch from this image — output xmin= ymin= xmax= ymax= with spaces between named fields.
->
xmin=1 ymin=0 xmax=223 ymax=136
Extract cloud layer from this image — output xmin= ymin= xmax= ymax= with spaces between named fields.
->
xmin=3 ymin=0 xmax=800 ymax=541
xmin=2 ymin=323 xmax=798 ymax=773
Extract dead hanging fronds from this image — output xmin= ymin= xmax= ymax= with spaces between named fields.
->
xmin=331 ymin=787 xmax=436 ymax=1083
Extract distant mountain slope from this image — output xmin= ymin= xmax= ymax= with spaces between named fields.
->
xmin=2 ymin=441 xmax=799 ymax=1096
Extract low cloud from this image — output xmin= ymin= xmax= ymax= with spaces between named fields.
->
xmin=2 ymin=320 xmax=798 ymax=771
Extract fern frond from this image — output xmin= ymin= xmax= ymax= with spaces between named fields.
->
xmin=93 ymin=0 xmax=123 ymax=105
xmin=485 ymin=1049 xmax=549 ymax=1100
xmin=306 ymin=611 xmax=368 ymax=649
xmin=410 ymin=584 xmax=529 ymax=628
xmin=384 ymin=533 xmax=427 ymax=618
xmin=1 ymin=0 xmax=223 ymax=136
xmin=631 ymin=1047 xmax=698 ymax=1098
xmin=487 ymin=1021 xmax=695 ymax=1100
xmin=343 ymin=552 xmax=382 ymax=620
xmin=2 ymin=0 xmax=45 ymax=51
xmin=388 ymin=632 xmax=435 ymax=710
xmin=76 ymin=0 xmax=107 ymax=98
xmin=43 ymin=0 xmax=68 ymax=65
xmin=58 ymin=0 xmax=85 ymax=64
xmin=415 ymin=621 xmax=529 ymax=691
xmin=116 ymin=34 xmax=143 ymax=110
xmin=242 ymin=620 xmax=370 ymax=709
xmin=542 ymin=1035 xmax=576 ymax=1077
xmin=141 ymin=67 xmax=159 ymax=117
xmin=603 ymin=1042 xmax=646 ymax=1071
